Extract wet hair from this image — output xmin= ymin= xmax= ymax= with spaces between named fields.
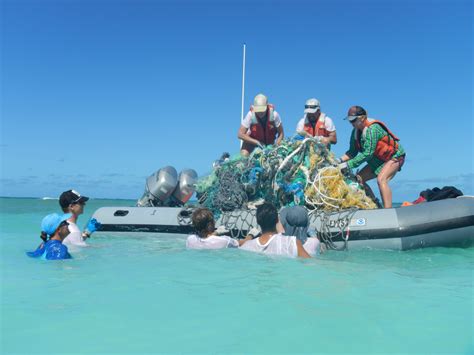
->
xmin=256 ymin=202 xmax=278 ymax=233
xmin=191 ymin=208 xmax=215 ymax=238
xmin=40 ymin=231 xmax=48 ymax=242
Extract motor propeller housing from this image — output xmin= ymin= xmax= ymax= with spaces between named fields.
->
xmin=137 ymin=166 xmax=197 ymax=207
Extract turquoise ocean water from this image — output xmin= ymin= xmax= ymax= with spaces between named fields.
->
xmin=1 ymin=197 xmax=473 ymax=354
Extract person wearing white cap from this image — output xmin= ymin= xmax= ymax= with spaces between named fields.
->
xmin=238 ymin=93 xmax=284 ymax=156
xmin=296 ymin=98 xmax=337 ymax=147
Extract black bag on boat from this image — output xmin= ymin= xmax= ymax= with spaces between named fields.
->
xmin=419 ymin=186 xmax=463 ymax=202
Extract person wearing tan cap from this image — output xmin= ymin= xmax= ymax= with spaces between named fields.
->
xmin=238 ymin=93 xmax=284 ymax=156
xmin=338 ymin=106 xmax=406 ymax=208
xmin=296 ymin=98 xmax=337 ymax=148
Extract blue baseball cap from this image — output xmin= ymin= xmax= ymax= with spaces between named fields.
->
xmin=41 ymin=213 xmax=72 ymax=236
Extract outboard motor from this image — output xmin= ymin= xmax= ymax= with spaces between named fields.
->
xmin=170 ymin=169 xmax=198 ymax=206
xmin=137 ymin=166 xmax=178 ymax=207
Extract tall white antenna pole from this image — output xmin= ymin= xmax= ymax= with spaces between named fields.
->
xmin=240 ymin=43 xmax=246 ymax=123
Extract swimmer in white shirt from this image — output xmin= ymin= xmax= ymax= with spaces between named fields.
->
xmin=279 ymin=206 xmax=325 ymax=257
xmin=59 ymin=189 xmax=101 ymax=249
xmin=239 ymin=202 xmax=311 ymax=259
xmin=186 ymin=208 xmax=251 ymax=250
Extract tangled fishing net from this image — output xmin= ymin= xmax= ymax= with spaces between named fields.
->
xmin=195 ymin=138 xmax=377 ymax=217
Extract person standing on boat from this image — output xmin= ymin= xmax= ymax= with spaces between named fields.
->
xmin=59 ymin=190 xmax=101 ymax=248
xmin=238 ymin=93 xmax=284 ymax=156
xmin=338 ymin=106 xmax=406 ymax=209
xmin=296 ymin=98 xmax=337 ymax=148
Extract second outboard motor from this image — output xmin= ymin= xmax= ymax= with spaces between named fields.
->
xmin=171 ymin=169 xmax=198 ymax=206
xmin=137 ymin=166 xmax=178 ymax=207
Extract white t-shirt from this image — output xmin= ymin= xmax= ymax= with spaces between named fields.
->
xmin=186 ymin=234 xmax=239 ymax=250
xmin=241 ymin=110 xmax=282 ymax=130
xmin=63 ymin=221 xmax=87 ymax=248
xmin=296 ymin=113 xmax=336 ymax=134
xmin=239 ymin=233 xmax=298 ymax=258
xmin=303 ymin=237 xmax=321 ymax=257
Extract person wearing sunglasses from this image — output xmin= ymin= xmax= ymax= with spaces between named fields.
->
xmin=338 ymin=106 xmax=406 ymax=208
xmin=296 ymin=98 xmax=337 ymax=148
xmin=27 ymin=213 xmax=72 ymax=260
xmin=59 ymin=189 xmax=101 ymax=249
xmin=238 ymin=93 xmax=285 ymax=156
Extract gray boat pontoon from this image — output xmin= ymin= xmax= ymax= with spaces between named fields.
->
xmin=91 ymin=167 xmax=474 ymax=251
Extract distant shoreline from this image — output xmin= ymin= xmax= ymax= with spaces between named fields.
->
xmin=0 ymin=196 xmax=135 ymax=201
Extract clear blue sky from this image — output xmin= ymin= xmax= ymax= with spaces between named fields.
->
xmin=1 ymin=0 xmax=472 ymax=201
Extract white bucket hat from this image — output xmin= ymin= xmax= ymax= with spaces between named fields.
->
xmin=253 ymin=94 xmax=268 ymax=113
xmin=304 ymin=98 xmax=320 ymax=114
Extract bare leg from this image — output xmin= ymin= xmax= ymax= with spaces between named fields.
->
xmin=357 ymin=165 xmax=376 ymax=184
xmin=240 ymin=142 xmax=256 ymax=157
xmin=377 ymin=160 xmax=401 ymax=208
xmin=356 ymin=165 xmax=381 ymax=207
xmin=240 ymin=149 xmax=250 ymax=157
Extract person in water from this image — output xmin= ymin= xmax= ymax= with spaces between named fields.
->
xmin=278 ymin=206 xmax=324 ymax=257
xmin=186 ymin=208 xmax=251 ymax=249
xmin=59 ymin=189 xmax=101 ymax=248
xmin=239 ymin=202 xmax=311 ymax=259
xmin=296 ymin=98 xmax=337 ymax=148
xmin=27 ymin=213 xmax=72 ymax=260
xmin=238 ymin=93 xmax=284 ymax=156
xmin=338 ymin=106 xmax=406 ymax=208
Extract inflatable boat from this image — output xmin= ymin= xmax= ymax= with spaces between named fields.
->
xmin=92 ymin=196 xmax=474 ymax=251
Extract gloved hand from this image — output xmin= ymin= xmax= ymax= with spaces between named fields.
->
xmin=334 ymin=157 xmax=342 ymax=164
xmin=85 ymin=218 xmax=102 ymax=234
xmin=338 ymin=162 xmax=349 ymax=174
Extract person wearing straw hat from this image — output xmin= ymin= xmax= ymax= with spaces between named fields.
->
xmin=238 ymin=93 xmax=284 ymax=156
xmin=338 ymin=106 xmax=406 ymax=208
xmin=296 ymin=98 xmax=337 ymax=148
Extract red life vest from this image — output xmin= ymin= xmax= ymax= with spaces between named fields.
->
xmin=303 ymin=113 xmax=330 ymax=137
xmin=355 ymin=119 xmax=400 ymax=162
xmin=248 ymin=104 xmax=277 ymax=145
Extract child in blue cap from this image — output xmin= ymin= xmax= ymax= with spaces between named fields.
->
xmin=27 ymin=213 xmax=73 ymax=260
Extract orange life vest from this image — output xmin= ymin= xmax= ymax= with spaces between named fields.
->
xmin=355 ymin=119 xmax=400 ymax=162
xmin=248 ymin=104 xmax=277 ymax=145
xmin=303 ymin=113 xmax=330 ymax=137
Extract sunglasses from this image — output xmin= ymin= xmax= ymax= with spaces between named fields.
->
xmin=305 ymin=105 xmax=320 ymax=109
xmin=349 ymin=115 xmax=363 ymax=122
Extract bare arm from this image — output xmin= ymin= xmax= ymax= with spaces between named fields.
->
xmin=340 ymin=154 xmax=351 ymax=162
xmin=275 ymin=124 xmax=284 ymax=145
xmin=296 ymin=239 xmax=311 ymax=258
xmin=238 ymin=125 xmax=261 ymax=146
xmin=238 ymin=235 xmax=253 ymax=246
xmin=327 ymin=131 xmax=337 ymax=144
